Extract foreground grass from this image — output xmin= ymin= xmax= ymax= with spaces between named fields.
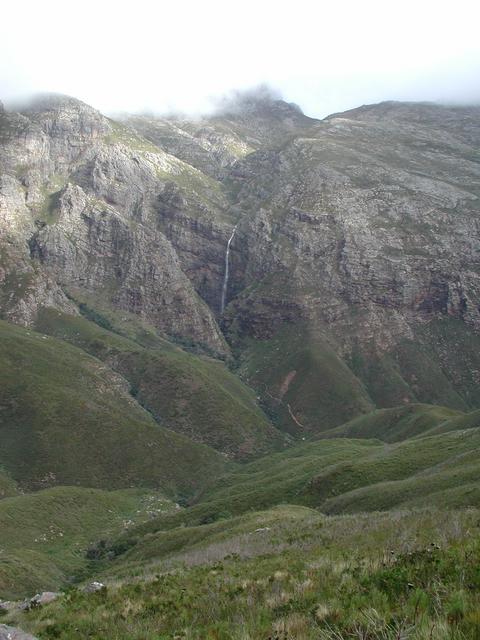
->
xmin=7 ymin=507 xmax=480 ymax=639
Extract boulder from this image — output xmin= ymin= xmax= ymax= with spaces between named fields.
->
xmin=29 ymin=592 xmax=61 ymax=607
xmin=82 ymin=581 xmax=107 ymax=594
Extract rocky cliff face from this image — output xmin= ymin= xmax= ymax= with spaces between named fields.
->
xmin=220 ymin=101 xmax=480 ymax=428
xmin=0 ymin=95 xmax=227 ymax=353
xmin=1 ymin=93 xmax=479 ymax=434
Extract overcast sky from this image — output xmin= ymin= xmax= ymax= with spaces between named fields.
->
xmin=1 ymin=0 xmax=479 ymax=118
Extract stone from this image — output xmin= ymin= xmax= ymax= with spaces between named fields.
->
xmin=0 ymin=602 xmax=15 ymax=614
xmin=29 ymin=592 xmax=61 ymax=607
xmin=82 ymin=581 xmax=107 ymax=594
xmin=0 ymin=625 xmax=38 ymax=640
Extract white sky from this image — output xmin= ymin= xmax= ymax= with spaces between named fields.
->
xmin=1 ymin=0 xmax=479 ymax=118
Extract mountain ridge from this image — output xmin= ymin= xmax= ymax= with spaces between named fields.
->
xmin=1 ymin=92 xmax=480 ymax=438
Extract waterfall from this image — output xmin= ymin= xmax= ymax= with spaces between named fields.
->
xmin=220 ymin=225 xmax=237 ymax=314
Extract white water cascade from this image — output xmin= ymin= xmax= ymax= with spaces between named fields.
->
xmin=220 ymin=225 xmax=237 ymax=314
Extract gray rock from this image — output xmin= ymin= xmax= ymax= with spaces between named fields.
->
xmin=82 ymin=581 xmax=107 ymax=594
xmin=0 ymin=602 xmax=15 ymax=614
xmin=29 ymin=591 xmax=61 ymax=607
xmin=0 ymin=625 xmax=38 ymax=640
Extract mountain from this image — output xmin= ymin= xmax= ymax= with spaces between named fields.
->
xmin=1 ymin=90 xmax=480 ymax=638
xmin=2 ymin=94 xmax=480 ymax=438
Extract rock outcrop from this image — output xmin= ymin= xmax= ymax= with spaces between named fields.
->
xmin=1 ymin=92 xmax=480 ymax=431
xmin=0 ymin=95 xmax=228 ymax=353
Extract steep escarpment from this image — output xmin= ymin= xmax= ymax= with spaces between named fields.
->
xmin=219 ymin=101 xmax=480 ymax=429
xmin=0 ymin=93 xmax=289 ymax=463
xmin=0 ymin=95 xmax=227 ymax=353
xmin=1 ymin=93 xmax=480 ymax=439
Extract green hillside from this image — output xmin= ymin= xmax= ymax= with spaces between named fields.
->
xmin=102 ymin=439 xmax=381 ymax=541
xmin=0 ymin=469 xmax=19 ymax=499
xmin=6 ymin=506 xmax=480 ymax=639
xmin=307 ymin=429 xmax=480 ymax=512
xmin=198 ymin=427 xmax=480 ymax=519
xmin=0 ymin=320 xmax=227 ymax=494
xmin=0 ymin=486 xmax=177 ymax=599
xmin=318 ymin=404 xmax=462 ymax=442
xmin=349 ymin=318 xmax=480 ymax=411
xmin=35 ymin=307 xmax=285 ymax=459
xmin=423 ymin=408 xmax=480 ymax=437
xmin=111 ymin=425 xmax=480 ymax=541
xmin=231 ymin=321 xmax=374 ymax=434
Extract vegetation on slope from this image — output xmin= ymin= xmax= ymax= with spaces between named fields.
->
xmin=112 ymin=439 xmax=380 ymax=538
xmin=350 ymin=319 xmax=480 ymax=412
xmin=422 ymin=409 xmax=480 ymax=437
xmin=307 ymin=428 xmax=480 ymax=512
xmin=0 ymin=319 xmax=227 ymax=494
xmin=0 ymin=469 xmax=19 ymax=499
xmin=107 ymin=425 xmax=480 ymax=542
xmin=318 ymin=404 xmax=462 ymax=442
xmin=0 ymin=487 xmax=176 ymax=600
xmin=231 ymin=321 xmax=374 ymax=434
xmin=6 ymin=506 xmax=480 ymax=639
xmin=34 ymin=308 xmax=285 ymax=459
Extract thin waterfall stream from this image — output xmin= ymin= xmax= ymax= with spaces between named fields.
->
xmin=220 ymin=225 xmax=237 ymax=314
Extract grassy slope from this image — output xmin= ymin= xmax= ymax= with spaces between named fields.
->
xmin=230 ymin=316 xmax=480 ymax=434
xmin=306 ymin=429 xmax=480 ymax=510
xmin=229 ymin=285 xmax=480 ymax=427
xmin=34 ymin=308 xmax=285 ymax=460
xmin=412 ymin=318 xmax=480 ymax=409
xmin=0 ymin=470 xmax=19 ymax=499
xmin=8 ymin=506 xmax=480 ymax=639
xmin=0 ymin=319 xmax=227 ymax=494
xmin=351 ymin=318 xmax=480 ymax=412
xmin=106 ymin=439 xmax=382 ymax=539
xmin=101 ymin=504 xmax=315 ymax=579
xmin=317 ymin=404 xmax=462 ymax=442
xmin=200 ymin=427 xmax=480 ymax=518
xmin=0 ymin=486 xmax=177 ymax=599
xmin=233 ymin=322 xmax=374 ymax=434
xmin=113 ymin=427 xmax=480 ymax=538
xmin=322 ymin=455 xmax=480 ymax=514
xmin=319 ymin=403 xmax=480 ymax=444
xmin=423 ymin=408 xmax=480 ymax=437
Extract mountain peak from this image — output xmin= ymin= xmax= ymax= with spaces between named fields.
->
xmin=16 ymin=92 xmax=111 ymax=141
xmin=215 ymin=86 xmax=306 ymax=122
xmin=19 ymin=93 xmax=106 ymax=120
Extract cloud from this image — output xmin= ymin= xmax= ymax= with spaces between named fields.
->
xmin=0 ymin=0 xmax=479 ymax=118
xmin=213 ymin=85 xmax=284 ymax=113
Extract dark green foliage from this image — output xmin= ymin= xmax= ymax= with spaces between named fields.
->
xmin=77 ymin=302 xmax=114 ymax=331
